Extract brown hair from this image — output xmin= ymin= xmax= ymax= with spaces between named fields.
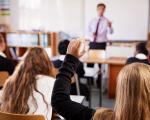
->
xmin=94 ymin=63 xmax=150 ymax=120
xmin=146 ymin=41 xmax=150 ymax=54
xmin=0 ymin=47 xmax=56 ymax=114
xmin=97 ymin=3 xmax=106 ymax=9
xmin=0 ymin=34 xmax=4 ymax=44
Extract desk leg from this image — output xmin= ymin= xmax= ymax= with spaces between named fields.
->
xmin=97 ymin=64 xmax=102 ymax=107
xmin=88 ymin=77 xmax=92 ymax=108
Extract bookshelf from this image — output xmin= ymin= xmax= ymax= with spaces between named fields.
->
xmin=1 ymin=31 xmax=58 ymax=61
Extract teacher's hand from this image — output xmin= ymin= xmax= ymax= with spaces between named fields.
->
xmin=67 ymin=40 xmax=85 ymax=58
xmin=108 ymin=21 xmax=112 ymax=28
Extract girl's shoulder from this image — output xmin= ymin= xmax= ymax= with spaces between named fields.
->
xmin=36 ymin=75 xmax=55 ymax=84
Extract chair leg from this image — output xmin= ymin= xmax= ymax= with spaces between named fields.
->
xmin=74 ymin=74 xmax=80 ymax=95
xmin=99 ymin=76 xmax=102 ymax=107
xmin=87 ymin=77 xmax=92 ymax=108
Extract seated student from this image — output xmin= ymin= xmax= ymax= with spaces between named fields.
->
xmin=126 ymin=42 xmax=149 ymax=65
xmin=52 ymin=40 xmax=150 ymax=120
xmin=0 ymin=34 xmax=15 ymax=75
xmin=0 ymin=47 xmax=56 ymax=120
xmin=53 ymin=40 xmax=89 ymax=99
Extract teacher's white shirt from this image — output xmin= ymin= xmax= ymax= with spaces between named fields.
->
xmin=87 ymin=16 xmax=113 ymax=43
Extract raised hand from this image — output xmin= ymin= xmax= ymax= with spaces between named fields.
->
xmin=67 ymin=40 xmax=85 ymax=58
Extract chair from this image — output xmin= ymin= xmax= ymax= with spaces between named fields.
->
xmin=83 ymin=64 xmax=99 ymax=107
xmin=0 ymin=111 xmax=45 ymax=120
xmin=0 ymin=72 xmax=9 ymax=88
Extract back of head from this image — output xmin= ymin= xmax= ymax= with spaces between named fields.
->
xmin=136 ymin=42 xmax=148 ymax=56
xmin=93 ymin=108 xmax=114 ymax=120
xmin=1 ymin=47 xmax=56 ymax=114
xmin=23 ymin=47 xmax=55 ymax=77
xmin=58 ymin=40 xmax=70 ymax=55
xmin=115 ymin=63 xmax=150 ymax=120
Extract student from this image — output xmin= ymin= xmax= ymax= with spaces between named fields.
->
xmin=126 ymin=42 xmax=149 ymax=65
xmin=52 ymin=40 xmax=150 ymax=120
xmin=0 ymin=47 xmax=56 ymax=120
xmin=93 ymin=108 xmax=113 ymax=120
xmin=0 ymin=34 xmax=15 ymax=75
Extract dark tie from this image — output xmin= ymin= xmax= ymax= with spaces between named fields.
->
xmin=94 ymin=18 xmax=101 ymax=42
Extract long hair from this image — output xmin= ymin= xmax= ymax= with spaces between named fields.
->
xmin=93 ymin=108 xmax=114 ymax=120
xmin=94 ymin=63 xmax=150 ymax=120
xmin=115 ymin=63 xmax=150 ymax=120
xmin=0 ymin=47 xmax=56 ymax=114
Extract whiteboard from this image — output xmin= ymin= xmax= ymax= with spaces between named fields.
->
xmin=84 ymin=0 xmax=149 ymax=41
xmin=11 ymin=0 xmax=84 ymax=36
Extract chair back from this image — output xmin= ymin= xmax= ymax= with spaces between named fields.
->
xmin=0 ymin=111 xmax=45 ymax=120
xmin=0 ymin=72 xmax=9 ymax=87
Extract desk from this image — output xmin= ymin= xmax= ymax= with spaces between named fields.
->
xmin=80 ymin=50 xmax=127 ymax=105
xmin=106 ymin=57 xmax=127 ymax=98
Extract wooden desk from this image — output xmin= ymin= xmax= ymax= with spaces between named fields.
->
xmin=81 ymin=50 xmax=127 ymax=99
xmin=106 ymin=57 xmax=127 ymax=98
xmin=80 ymin=50 xmax=106 ymax=64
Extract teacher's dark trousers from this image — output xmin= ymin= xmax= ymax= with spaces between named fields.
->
xmin=90 ymin=42 xmax=106 ymax=50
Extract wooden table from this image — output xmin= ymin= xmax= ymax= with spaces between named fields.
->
xmin=80 ymin=50 xmax=127 ymax=104
xmin=106 ymin=57 xmax=127 ymax=98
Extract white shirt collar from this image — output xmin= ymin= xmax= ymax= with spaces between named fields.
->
xmin=135 ymin=53 xmax=147 ymax=60
xmin=59 ymin=55 xmax=66 ymax=61
xmin=0 ymin=51 xmax=6 ymax=58
xmin=97 ymin=16 xmax=105 ymax=20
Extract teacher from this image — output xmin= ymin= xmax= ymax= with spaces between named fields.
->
xmin=88 ymin=3 xmax=113 ymax=49
xmin=87 ymin=3 xmax=113 ymax=88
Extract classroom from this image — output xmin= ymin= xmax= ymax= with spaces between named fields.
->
xmin=0 ymin=0 xmax=150 ymax=120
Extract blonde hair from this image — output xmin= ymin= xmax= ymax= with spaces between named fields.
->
xmin=115 ymin=63 xmax=150 ymax=120
xmin=94 ymin=63 xmax=150 ymax=120
xmin=93 ymin=108 xmax=114 ymax=120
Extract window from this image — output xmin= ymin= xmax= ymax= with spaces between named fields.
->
xmin=18 ymin=0 xmax=42 ymax=30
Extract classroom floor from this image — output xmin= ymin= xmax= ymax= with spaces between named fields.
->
xmin=83 ymin=87 xmax=115 ymax=109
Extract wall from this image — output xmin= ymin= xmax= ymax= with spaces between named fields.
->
xmin=10 ymin=0 xmax=84 ymax=36
xmin=0 ymin=0 xmax=11 ymax=28
xmin=5 ymin=0 xmax=150 ymax=39
xmin=149 ymin=0 xmax=150 ymax=32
